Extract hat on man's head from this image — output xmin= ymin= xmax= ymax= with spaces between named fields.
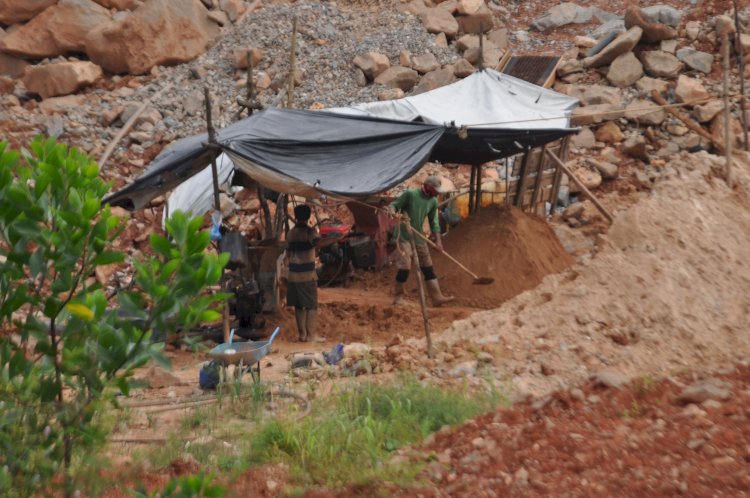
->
xmin=423 ymin=175 xmax=442 ymax=191
xmin=422 ymin=175 xmax=443 ymax=197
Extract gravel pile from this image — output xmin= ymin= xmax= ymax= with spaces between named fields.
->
xmin=107 ymin=2 xmax=458 ymax=156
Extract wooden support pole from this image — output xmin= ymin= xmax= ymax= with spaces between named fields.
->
xmin=468 ymin=164 xmax=476 ymax=214
xmin=287 ymin=17 xmax=298 ymax=109
xmin=545 ymin=150 xmax=614 ymax=224
xmin=504 ymin=159 xmax=511 ymax=205
xmin=724 ymin=34 xmax=734 ymax=187
xmin=733 ymin=0 xmax=749 ymax=151
xmin=478 ymin=23 xmax=484 ymax=71
xmin=203 ymin=87 xmax=222 ymax=212
xmin=407 ymin=215 xmax=433 ymax=359
xmin=474 ymin=164 xmax=482 ymax=212
xmin=649 ymin=90 xmax=721 ymax=150
xmin=204 ymin=86 xmax=230 ymax=344
xmin=549 ymin=155 xmax=564 ymax=214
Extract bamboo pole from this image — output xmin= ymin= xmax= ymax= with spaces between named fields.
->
xmin=287 ymin=17 xmax=298 ymax=109
xmin=545 ymin=150 xmax=614 ymax=224
xmin=406 ymin=215 xmax=433 ymax=359
xmin=724 ymin=34 xmax=734 ymax=187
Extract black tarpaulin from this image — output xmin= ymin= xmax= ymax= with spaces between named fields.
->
xmin=104 ymin=108 xmax=577 ymax=210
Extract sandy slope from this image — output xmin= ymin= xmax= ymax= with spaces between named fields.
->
xmin=437 ymin=150 xmax=750 ymax=398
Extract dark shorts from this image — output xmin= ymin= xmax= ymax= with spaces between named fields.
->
xmin=287 ymin=280 xmax=318 ymax=309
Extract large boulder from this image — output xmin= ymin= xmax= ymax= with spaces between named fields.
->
xmin=531 ymin=3 xmax=594 ymax=32
xmin=0 ymin=52 xmax=29 ymax=78
xmin=219 ymin=0 xmax=244 ymax=22
xmin=606 ymin=52 xmax=643 ymax=88
xmin=595 ymin=121 xmax=624 ymax=144
xmin=582 ymin=26 xmax=642 ymax=68
xmin=674 ymin=75 xmax=710 ymax=105
xmin=353 ymin=52 xmax=390 ymax=80
xmin=624 ymin=5 xmax=676 ymax=44
xmin=85 ymin=0 xmax=220 ymax=75
xmin=0 ymin=0 xmax=56 ymax=24
xmin=456 ymin=0 xmax=483 ymax=15
xmin=456 ymin=4 xmax=494 ymax=34
xmin=412 ymin=53 xmax=440 ymax=74
xmin=22 ymin=61 xmax=102 ymax=98
xmin=581 ymin=85 xmax=621 ymax=106
xmin=486 ymin=28 xmax=508 ymax=49
xmin=0 ymin=0 xmax=110 ymax=59
xmin=374 ymin=66 xmax=419 ymax=91
xmin=92 ymin=0 xmax=138 ymax=8
xmin=675 ymin=47 xmax=713 ymax=74
xmin=624 ymin=99 xmax=666 ymax=126
xmin=420 ymin=7 xmax=459 ymax=38
xmin=639 ymin=50 xmax=683 ymax=78
xmin=693 ymin=100 xmax=724 ymax=123
xmin=413 ymin=67 xmax=455 ymax=94
xmin=641 ymin=4 xmax=682 ymax=27
xmin=453 ymin=58 xmax=475 ymax=77
xmin=571 ymin=104 xmax=624 ymax=126
xmin=635 ymin=76 xmax=669 ymax=95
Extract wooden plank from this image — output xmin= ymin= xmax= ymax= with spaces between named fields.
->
xmin=542 ymin=58 xmax=562 ymax=88
xmin=514 ymin=150 xmax=532 ymax=208
xmin=546 ymin=150 xmax=614 ymax=223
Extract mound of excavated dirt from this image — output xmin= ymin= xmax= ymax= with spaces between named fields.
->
xmin=435 ymin=206 xmax=574 ymax=309
xmin=439 ymin=150 xmax=750 ymax=399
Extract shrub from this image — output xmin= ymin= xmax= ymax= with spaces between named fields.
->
xmin=0 ymin=138 xmax=228 ymax=497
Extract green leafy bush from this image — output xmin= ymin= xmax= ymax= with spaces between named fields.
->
xmin=0 ymin=138 xmax=228 ymax=497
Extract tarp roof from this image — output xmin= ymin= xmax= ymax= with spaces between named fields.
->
xmin=329 ymin=68 xmax=575 ymax=129
xmin=104 ymin=69 xmax=579 ymax=211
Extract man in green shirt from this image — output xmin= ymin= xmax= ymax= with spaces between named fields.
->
xmin=390 ymin=176 xmax=454 ymax=307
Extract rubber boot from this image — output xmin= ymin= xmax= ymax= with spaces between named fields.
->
xmin=393 ymin=281 xmax=405 ymax=305
xmin=295 ymin=308 xmax=307 ymax=342
xmin=425 ymin=279 xmax=454 ymax=307
xmin=306 ymin=309 xmax=324 ymax=342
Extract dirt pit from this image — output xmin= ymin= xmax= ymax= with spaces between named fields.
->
xmin=435 ymin=205 xmax=574 ymax=309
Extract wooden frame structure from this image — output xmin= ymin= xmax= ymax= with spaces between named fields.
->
xmin=463 ymin=135 xmax=571 ymax=216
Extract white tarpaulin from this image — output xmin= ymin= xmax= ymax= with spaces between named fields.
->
xmin=162 ymin=153 xmax=234 ymax=226
xmin=330 ymin=69 xmax=578 ymax=129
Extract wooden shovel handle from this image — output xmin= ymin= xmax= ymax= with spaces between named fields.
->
xmin=405 ymin=225 xmax=482 ymax=280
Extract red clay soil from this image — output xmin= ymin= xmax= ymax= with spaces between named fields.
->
xmin=308 ymin=365 xmax=750 ymax=498
xmin=435 ymin=206 xmax=574 ymax=309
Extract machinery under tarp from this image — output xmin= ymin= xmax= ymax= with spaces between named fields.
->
xmin=104 ymin=69 xmax=579 ymax=211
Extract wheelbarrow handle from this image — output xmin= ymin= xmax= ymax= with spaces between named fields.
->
xmin=268 ymin=326 xmax=281 ymax=345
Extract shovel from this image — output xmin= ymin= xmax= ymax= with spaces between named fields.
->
xmin=407 ymin=226 xmax=494 ymax=285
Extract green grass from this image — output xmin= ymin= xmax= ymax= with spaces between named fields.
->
xmin=134 ymin=375 xmax=505 ymax=491
xmin=247 ymin=376 xmax=504 ymax=487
